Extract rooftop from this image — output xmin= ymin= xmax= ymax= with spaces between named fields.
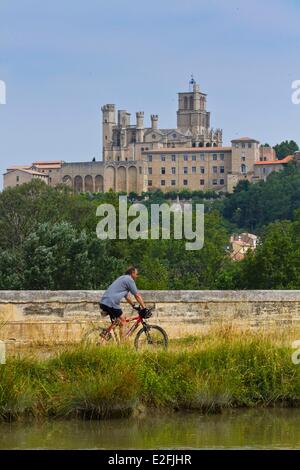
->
xmin=254 ymin=155 xmax=293 ymax=165
xmin=231 ymin=137 xmax=260 ymax=143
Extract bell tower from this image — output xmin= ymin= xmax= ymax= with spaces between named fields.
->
xmin=176 ymin=76 xmax=222 ymax=147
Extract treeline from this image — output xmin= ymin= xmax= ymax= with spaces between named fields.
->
xmin=3 ymin=163 xmax=300 ymax=290
xmin=221 ymin=162 xmax=300 ymax=232
xmin=0 ymin=181 xmax=229 ymax=290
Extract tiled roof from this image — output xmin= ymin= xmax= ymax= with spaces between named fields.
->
xmin=5 ymin=168 xmax=49 ymax=177
xmin=7 ymin=165 xmax=32 ymax=171
xmin=32 ymin=160 xmax=63 ymax=165
xmin=254 ymin=155 xmax=293 ymax=165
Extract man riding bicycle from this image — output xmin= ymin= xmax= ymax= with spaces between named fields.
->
xmin=99 ymin=266 xmax=146 ymax=339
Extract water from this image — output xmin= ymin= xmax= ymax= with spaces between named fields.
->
xmin=1 ymin=408 xmax=300 ymax=449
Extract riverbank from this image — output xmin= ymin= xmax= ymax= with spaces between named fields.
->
xmin=1 ymin=326 xmax=300 ymax=421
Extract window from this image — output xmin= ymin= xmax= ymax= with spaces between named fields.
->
xmin=183 ymin=179 xmax=188 ymax=186
xmin=171 ymin=167 xmax=176 ymax=174
xmin=173 ymin=133 xmax=177 ymax=138
xmin=161 ymin=180 xmax=165 ymax=186
xmin=161 ymin=167 xmax=166 ymax=175
xmin=235 ymin=144 xmax=239 ymax=148
xmin=213 ymin=166 xmax=218 ymax=173
xmin=161 ymin=155 xmax=166 ymax=161
xmin=148 ymin=155 xmax=152 ymax=162
xmin=152 ymin=134 xmax=156 ymax=139
xmin=241 ymin=156 xmax=246 ymax=161
xmin=220 ymin=153 xmax=225 ymax=160
xmin=242 ymin=143 xmax=246 ymax=148
xmin=184 ymin=167 xmax=188 ymax=174
xmin=171 ymin=180 xmax=176 ymax=186
xmin=200 ymin=179 xmax=205 ymax=186
xmin=192 ymin=155 xmax=196 ymax=161
xmin=16 ymin=175 xmax=19 ymax=182
xmin=248 ymin=143 xmax=252 ymax=148
xmin=200 ymin=167 xmax=205 ymax=174
xmin=49 ymin=177 xmax=52 ymax=183
xmin=241 ymin=164 xmax=247 ymax=173
xmin=213 ymin=154 xmax=217 ymax=161
xmin=184 ymin=155 xmax=188 ymax=161
xmin=220 ymin=179 xmax=225 ymax=185
xmin=200 ymin=153 xmax=205 ymax=161
xmin=148 ymin=168 xmax=152 ymax=175
xmin=192 ymin=167 xmax=196 ymax=173
xmin=213 ymin=179 xmax=218 ymax=185
xmin=148 ymin=180 xmax=152 ymax=186
xmin=172 ymin=154 xmax=176 ymax=161
xmin=220 ymin=166 xmax=225 ymax=173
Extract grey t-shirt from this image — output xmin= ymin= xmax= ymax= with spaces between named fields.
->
xmin=100 ymin=275 xmax=139 ymax=309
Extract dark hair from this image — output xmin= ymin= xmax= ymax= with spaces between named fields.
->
xmin=125 ymin=266 xmax=137 ymax=276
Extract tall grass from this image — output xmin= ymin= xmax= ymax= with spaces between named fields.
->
xmin=1 ymin=329 xmax=300 ymax=421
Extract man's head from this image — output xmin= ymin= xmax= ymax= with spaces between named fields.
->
xmin=125 ymin=266 xmax=138 ymax=280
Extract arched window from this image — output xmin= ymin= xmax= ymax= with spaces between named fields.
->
xmin=189 ymin=96 xmax=193 ymax=110
xmin=241 ymin=164 xmax=247 ymax=173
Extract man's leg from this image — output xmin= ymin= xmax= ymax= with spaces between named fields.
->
xmin=117 ymin=313 xmax=127 ymax=341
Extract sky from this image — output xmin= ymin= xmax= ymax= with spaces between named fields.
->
xmin=0 ymin=0 xmax=299 ymax=188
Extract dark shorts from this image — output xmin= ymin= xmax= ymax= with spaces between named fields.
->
xmin=99 ymin=303 xmax=123 ymax=320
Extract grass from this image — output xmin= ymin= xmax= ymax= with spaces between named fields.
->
xmin=1 ymin=326 xmax=300 ymax=422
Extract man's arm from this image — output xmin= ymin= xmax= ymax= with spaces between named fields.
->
xmin=125 ymin=295 xmax=135 ymax=307
xmin=134 ymin=293 xmax=146 ymax=309
xmin=125 ymin=293 xmax=146 ymax=309
xmin=126 ymin=278 xmax=146 ymax=309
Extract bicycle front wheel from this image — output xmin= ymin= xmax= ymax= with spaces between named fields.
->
xmin=134 ymin=324 xmax=168 ymax=351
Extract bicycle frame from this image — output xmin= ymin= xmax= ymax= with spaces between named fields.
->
xmin=106 ymin=314 xmax=144 ymax=339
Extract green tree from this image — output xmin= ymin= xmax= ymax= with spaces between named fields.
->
xmin=274 ymin=140 xmax=299 ymax=159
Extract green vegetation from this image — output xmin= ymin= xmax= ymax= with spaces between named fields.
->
xmin=0 ymin=332 xmax=299 ymax=421
xmin=2 ymin=150 xmax=300 ymax=290
xmin=222 ymin=162 xmax=300 ymax=231
xmin=274 ymin=140 xmax=299 ymax=159
xmin=0 ymin=180 xmax=229 ymax=290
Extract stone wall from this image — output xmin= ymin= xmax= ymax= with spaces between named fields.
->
xmin=1 ymin=290 xmax=300 ymax=346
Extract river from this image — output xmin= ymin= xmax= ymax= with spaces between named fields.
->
xmin=1 ymin=408 xmax=300 ymax=449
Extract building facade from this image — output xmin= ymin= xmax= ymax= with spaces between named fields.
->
xmin=3 ymin=79 xmax=294 ymax=194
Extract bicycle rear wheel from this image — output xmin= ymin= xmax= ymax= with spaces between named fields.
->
xmin=82 ymin=327 xmax=113 ymax=346
xmin=134 ymin=324 xmax=168 ymax=351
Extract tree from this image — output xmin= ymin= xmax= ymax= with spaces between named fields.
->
xmin=274 ymin=140 xmax=299 ymax=159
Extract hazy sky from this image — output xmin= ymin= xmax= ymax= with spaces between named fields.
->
xmin=0 ymin=0 xmax=299 ymax=187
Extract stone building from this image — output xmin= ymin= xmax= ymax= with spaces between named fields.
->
xmin=3 ymin=78 xmax=294 ymax=194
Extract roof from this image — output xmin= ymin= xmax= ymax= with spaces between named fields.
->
xmin=254 ymin=155 xmax=293 ymax=166
xmin=7 ymin=165 xmax=32 ymax=171
xmin=231 ymin=137 xmax=260 ymax=143
xmin=32 ymin=160 xmax=63 ymax=165
xmin=33 ymin=164 xmax=62 ymax=169
xmin=142 ymin=147 xmax=232 ymax=154
xmin=4 ymin=168 xmax=49 ymax=177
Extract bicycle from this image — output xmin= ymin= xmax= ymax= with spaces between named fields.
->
xmin=82 ymin=305 xmax=168 ymax=351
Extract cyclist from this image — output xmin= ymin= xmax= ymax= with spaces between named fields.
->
xmin=99 ymin=266 xmax=146 ymax=339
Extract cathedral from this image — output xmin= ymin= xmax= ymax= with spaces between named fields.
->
xmin=4 ymin=78 xmax=287 ymax=194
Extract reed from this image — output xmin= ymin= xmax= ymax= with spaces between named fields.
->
xmin=1 ymin=331 xmax=300 ymax=421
